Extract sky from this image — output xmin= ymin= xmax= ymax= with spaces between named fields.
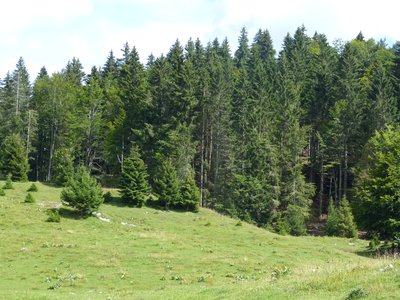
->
xmin=1 ymin=0 xmax=399 ymax=79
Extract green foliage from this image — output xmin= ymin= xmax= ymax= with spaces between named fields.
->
xmin=0 ymin=134 xmax=29 ymax=181
xmin=286 ymin=204 xmax=307 ymax=236
xmin=325 ymin=198 xmax=358 ymax=238
xmin=24 ymin=193 xmax=35 ymax=203
xmin=179 ymin=171 xmax=200 ymax=212
xmin=52 ymin=148 xmax=74 ymax=186
xmin=119 ymin=147 xmax=151 ymax=207
xmin=46 ymin=209 xmax=61 ymax=223
xmin=345 ymin=287 xmax=369 ymax=300
xmin=27 ymin=183 xmax=38 ymax=192
xmin=355 ymin=126 xmax=400 ymax=239
xmin=61 ymin=165 xmax=103 ymax=215
xmin=152 ymin=159 xmax=181 ymax=209
xmin=0 ymin=188 xmax=5 ymax=196
xmin=3 ymin=174 xmax=14 ymax=189
xmin=231 ymin=175 xmax=276 ymax=226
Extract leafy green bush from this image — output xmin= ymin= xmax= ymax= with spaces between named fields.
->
xmin=61 ymin=165 xmax=103 ymax=215
xmin=24 ymin=193 xmax=36 ymax=203
xmin=46 ymin=209 xmax=61 ymax=223
xmin=3 ymin=174 xmax=14 ymax=189
xmin=325 ymin=198 xmax=358 ymax=238
xmin=27 ymin=183 xmax=38 ymax=192
xmin=0 ymin=189 xmax=5 ymax=196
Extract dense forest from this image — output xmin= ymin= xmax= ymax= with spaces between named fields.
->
xmin=1 ymin=26 xmax=400 ymax=238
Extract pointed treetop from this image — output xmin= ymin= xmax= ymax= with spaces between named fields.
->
xmin=356 ymin=31 xmax=365 ymax=41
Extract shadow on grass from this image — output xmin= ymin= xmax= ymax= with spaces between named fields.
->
xmin=58 ymin=207 xmax=88 ymax=220
xmin=356 ymin=249 xmax=374 ymax=258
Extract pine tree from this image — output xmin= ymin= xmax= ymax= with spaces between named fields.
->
xmin=119 ymin=147 xmax=150 ymax=207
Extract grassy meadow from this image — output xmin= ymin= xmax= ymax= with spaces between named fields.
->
xmin=0 ymin=181 xmax=399 ymax=299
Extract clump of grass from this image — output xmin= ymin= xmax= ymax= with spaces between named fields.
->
xmin=235 ymin=220 xmax=243 ymax=226
xmin=27 ymin=183 xmax=38 ymax=192
xmin=3 ymin=174 xmax=14 ymax=190
xmin=46 ymin=209 xmax=61 ymax=223
xmin=0 ymin=188 xmax=5 ymax=196
xmin=345 ymin=287 xmax=369 ymax=299
xmin=24 ymin=193 xmax=35 ymax=203
xmin=271 ymin=264 xmax=290 ymax=279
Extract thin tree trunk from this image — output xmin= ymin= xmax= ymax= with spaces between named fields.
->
xmin=26 ymin=110 xmax=32 ymax=158
xmin=343 ymin=144 xmax=348 ymax=198
xmin=338 ymin=161 xmax=342 ymax=201
xmin=318 ymin=158 xmax=324 ymax=219
xmin=200 ymin=106 xmax=205 ymax=207
xmin=47 ymin=123 xmax=57 ymax=181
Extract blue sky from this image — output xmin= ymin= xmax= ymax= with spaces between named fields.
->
xmin=1 ymin=0 xmax=399 ymax=79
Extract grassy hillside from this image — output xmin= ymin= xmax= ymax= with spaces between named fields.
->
xmin=0 ymin=182 xmax=398 ymax=299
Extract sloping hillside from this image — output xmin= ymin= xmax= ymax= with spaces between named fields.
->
xmin=0 ymin=182 xmax=398 ymax=299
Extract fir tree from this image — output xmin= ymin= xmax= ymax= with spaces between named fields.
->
xmin=153 ymin=159 xmax=181 ymax=209
xmin=61 ymin=165 xmax=103 ymax=215
xmin=0 ymin=134 xmax=29 ymax=181
xmin=119 ymin=147 xmax=151 ymax=207
xmin=179 ymin=171 xmax=200 ymax=212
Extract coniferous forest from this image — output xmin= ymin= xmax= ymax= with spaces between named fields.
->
xmin=1 ymin=26 xmax=400 ymax=240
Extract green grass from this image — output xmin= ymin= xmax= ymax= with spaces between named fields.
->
xmin=0 ymin=181 xmax=399 ymax=299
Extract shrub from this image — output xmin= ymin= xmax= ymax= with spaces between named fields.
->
xmin=345 ymin=287 xmax=368 ymax=300
xmin=0 ymin=189 xmax=5 ymax=196
xmin=27 ymin=183 xmax=38 ymax=192
xmin=46 ymin=209 xmax=61 ymax=223
xmin=3 ymin=173 xmax=14 ymax=189
xmin=61 ymin=165 xmax=103 ymax=215
xmin=24 ymin=193 xmax=36 ymax=203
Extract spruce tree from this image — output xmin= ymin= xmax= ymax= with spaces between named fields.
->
xmin=119 ymin=147 xmax=150 ymax=207
xmin=61 ymin=165 xmax=103 ymax=215
xmin=325 ymin=197 xmax=357 ymax=238
xmin=0 ymin=134 xmax=29 ymax=181
xmin=153 ymin=159 xmax=181 ymax=209
xmin=179 ymin=171 xmax=200 ymax=212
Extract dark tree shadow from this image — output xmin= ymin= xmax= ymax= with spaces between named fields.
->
xmin=58 ymin=207 xmax=87 ymax=220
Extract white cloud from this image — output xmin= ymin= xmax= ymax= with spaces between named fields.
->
xmin=1 ymin=0 xmax=400 ymax=79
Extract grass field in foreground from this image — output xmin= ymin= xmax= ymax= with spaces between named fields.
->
xmin=0 ymin=181 xmax=399 ymax=299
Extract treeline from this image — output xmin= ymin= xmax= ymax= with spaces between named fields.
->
xmin=1 ymin=26 xmax=400 ymax=235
